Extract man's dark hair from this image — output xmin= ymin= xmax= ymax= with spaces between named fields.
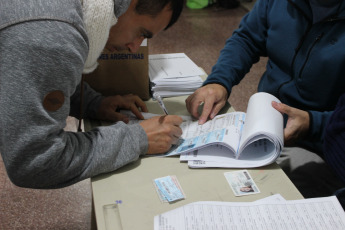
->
xmin=135 ymin=0 xmax=184 ymax=30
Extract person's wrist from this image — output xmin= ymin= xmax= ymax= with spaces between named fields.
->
xmin=304 ymin=110 xmax=313 ymax=139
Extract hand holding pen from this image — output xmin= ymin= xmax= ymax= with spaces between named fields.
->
xmin=138 ymin=92 xmax=183 ymax=154
xmin=140 ymin=93 xmax=182 ymax=153
xmin=153 ymin=92 xmax=169 ymax=115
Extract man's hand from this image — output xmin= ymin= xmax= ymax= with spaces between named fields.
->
xmin=185 ymin=84 xmax=228 ymax=124
xmin=97 ymin=94 xmax=148 ymax=123
xmin=272 ymin=101 xmax=310 ymax=146
xmin=140 ymin=115 xmax=183 ymax=154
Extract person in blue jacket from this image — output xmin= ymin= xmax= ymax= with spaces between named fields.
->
xmin=186 ymin=0 xmax=345 ymax=154
xmin=186 ymin=0 xmax=345 ymax=197
xmin=324 ymin=93 xmax=345 ymax=209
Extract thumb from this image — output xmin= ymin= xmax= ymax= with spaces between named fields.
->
xmin=271 ymin=101 xmax=291 ymax=115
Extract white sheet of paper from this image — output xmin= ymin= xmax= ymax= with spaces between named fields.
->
xmin=149 ymin=53 xmax=205 ymax=80
xmin=154 ymin=196 xmax=345 ymax=230
xmin=165 ymin=112 xmax=245 ymax=157
xmin=149 ymin=53 xmax=204 ymax=98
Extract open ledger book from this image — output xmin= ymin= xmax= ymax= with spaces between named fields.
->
xmin=123 ymin=92 xmax=284 ymax=168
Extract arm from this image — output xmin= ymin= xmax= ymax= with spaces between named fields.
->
xmin=69 ymin=80 xmax=104 ymax=119
xmin=70 ymin=82 xmax=149 ymax=123
xmin=0 ymin=21 xmax=148 ymax=189
xmin=186 ymin=0 xmax=268 ymax=123
xmin=324 ymin=94 xmax=345 ymax=184
xmin=307 ymin=110 xmax=333 ymax=143
xmin=204 ymin=0 xmax=268 ymax=93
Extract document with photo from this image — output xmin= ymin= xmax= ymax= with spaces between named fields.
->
xmin=224 ymin=170 xmax=260 ymax=196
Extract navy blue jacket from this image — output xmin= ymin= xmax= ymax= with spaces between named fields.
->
xmin=324 ymin=93 xmax=345 ymax=184
xmin=204 ymin=0 xmax=345 ymax=152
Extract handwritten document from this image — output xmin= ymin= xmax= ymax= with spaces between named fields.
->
xmin=154 ymin=196 xmax=345 ymax=230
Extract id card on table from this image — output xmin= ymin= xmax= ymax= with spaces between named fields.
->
xmin=153 ymin=175 xmax=186 ymax=203
xmin=224 ymin=170 xmax=260 ymax=196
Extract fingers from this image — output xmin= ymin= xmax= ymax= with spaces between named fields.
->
xmin=187 ymin=84 xmax=228 ymax=125
xmin=129 ymin=104 xmax=145 ymax=120
xmin=133 ymin=95 xmax=148 ymax=113
xmin=126 ymin=94 xmax=147 ymax=111
xmin=199 ymin=93 xmax=224 ymax=124
xmin=167 ymin=114 xmax=184 ymax=126
xmin=97 ymin=94 xmax=148 ymax=122
xmin=198 ymin=102 xmax=211 ymax=124
xmin=210 ymin=101 xmax=226 ymax=118
xmin=141 ymin=115 xmax=183 ymax=154
xmin=271 ymin=101 xmax=292 ymax=115
xmin=185 ymin=94 xmax=203 ymax=119
xmin=198 ymin=90 xmax=225 ymax=125
xmin=186 ymin=89 xmax=214 ymax=124
xmin=119 ymin=94 xmax=148 ymax=120
xmin=272 ymin=101 xmax=295 ymax=143
xmin=272 ymin=101 xmax=310 ymax=145
xmin=144 ymin=114 xmax=183 ymax=128
xmin=283 ymin=129 xmax=295 ymax=146
xmin=170 ymin=125 xmax=183 ymax=145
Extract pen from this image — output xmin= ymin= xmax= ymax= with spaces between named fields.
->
xmin=153 ymin=92 xmax=169 ymax=115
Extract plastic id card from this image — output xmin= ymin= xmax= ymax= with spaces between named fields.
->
xmin=153 ymin=175 xmax=186 ymax=203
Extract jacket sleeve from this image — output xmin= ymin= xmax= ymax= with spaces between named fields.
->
xmin=203 ymin=0 xmax=268 ymax=95
xmin=0 ymin=20 xmax=148 ymax=189
xmin=323 ymin=94 xmax=345 ymax=184
xmin=307 ymin=110 xmax=332 ymax=144
xmin=69 ymin=80 xmax=104 ymax=120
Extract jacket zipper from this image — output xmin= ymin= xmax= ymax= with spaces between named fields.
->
xmin=276 ymin=29 xmax=324 ymax=96
xmin=298 ymin=32 xmax=324 ymax=80
xmin=276 ymin=23 xmax=312 ymax=96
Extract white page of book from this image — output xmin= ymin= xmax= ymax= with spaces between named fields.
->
xmin=184 ymin=145 xmax=279 ymax=168
xmin=165 ymin=112 xmax=245 ymax=156
xmin=154 ymin=196 xmax=345 ymax=230
xmin=238 ymin=92 xmax=284 ymax=159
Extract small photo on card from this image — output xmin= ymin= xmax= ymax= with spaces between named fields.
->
xmin=224 ymin=170 xmax=260 ymax=196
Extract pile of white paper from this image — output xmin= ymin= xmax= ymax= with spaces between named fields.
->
xmin=149 ymin=53 xmax=204 ymax=98
xmin=154 ymin=194 xmax=345 ymax=230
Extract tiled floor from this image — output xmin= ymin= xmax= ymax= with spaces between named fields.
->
xmin=0 ymin=3 xmax=261 ymax=230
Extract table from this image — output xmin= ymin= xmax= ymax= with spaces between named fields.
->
xmin=85 ymin=95 xmax=303 ymax=230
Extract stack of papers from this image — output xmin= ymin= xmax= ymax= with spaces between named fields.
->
xmin=149 ymin=53 xmax=204 ymax=98
xmin=154 ymin=194 xmax=345 ymax=230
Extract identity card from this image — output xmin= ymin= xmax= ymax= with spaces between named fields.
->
xmin=153 ymin=175 xmax=186 ymax=203
xmin=224 ymin=170 xmax=260 ymax=196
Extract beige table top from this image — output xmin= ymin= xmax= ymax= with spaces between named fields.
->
xmin=86 ymin=95 xmax=303 ymax=230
